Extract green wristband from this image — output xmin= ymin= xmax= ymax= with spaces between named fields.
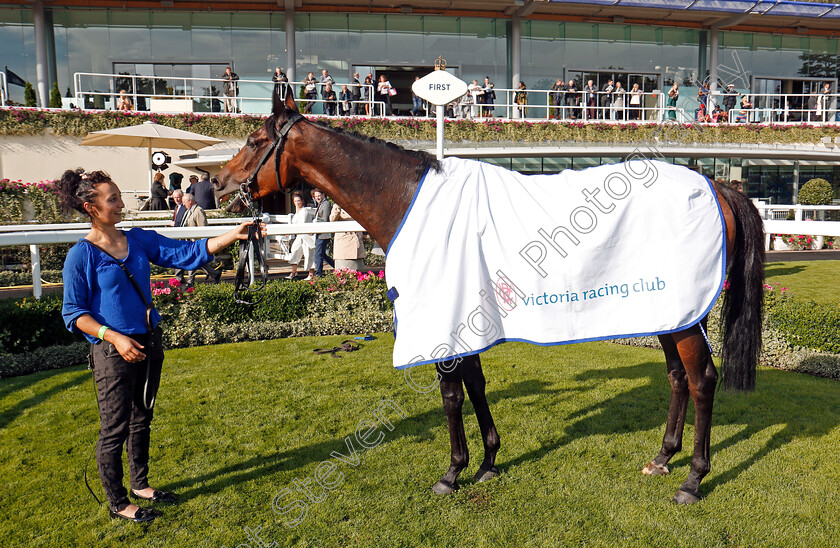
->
xmin=97 ymin=325 xmax=110 ymax=340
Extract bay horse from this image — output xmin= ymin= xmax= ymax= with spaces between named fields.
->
xmin=213 ymin=88 xmax=764 ymax=504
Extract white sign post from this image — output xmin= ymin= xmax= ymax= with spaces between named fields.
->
xmin=411 ymin=65 xmax=468 ymax=161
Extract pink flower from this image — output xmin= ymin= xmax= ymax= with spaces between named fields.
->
xmin=152 ymin=288 xmax=162 ymax=296
xmin=722 ymin=280 xmax=730 ymax=290
xmin=186 ymin=287 xmax=194 ymax=294
xmin=169 ymin=278 xmax=181 ymax=287
xmin=162 ymin=287 xmax=171 ymax=295
xmin=378 ymin=270 xmax=385 ymax=279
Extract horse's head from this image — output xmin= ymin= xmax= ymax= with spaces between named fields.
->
xmin=213 ymin=85 xmax=304 ymax=205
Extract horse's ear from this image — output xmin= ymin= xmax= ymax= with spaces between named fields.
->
xmin=272 ymin=84 xmax=298 ymax=115
xmin=284 ymin=84 xmax=298 ymax=113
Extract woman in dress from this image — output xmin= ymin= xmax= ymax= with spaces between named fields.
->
xmin=377 ymin=74 xmax=393 ymax=116
xmin=612 ymin=81 xmax=625 ymax=121
xmin=149 ymin=172 xmax=168 ymax=211
xmin=59 ymin=169 xmax=262 ymax=523
xmin=514 ymin=81 xmax=528 ymax=118
xmin=116 ymin=90 xmax=133 ymax=111
xmin=285 ymin=190 xmax=316 ymax=280
xmin=629 ymin=83 xmax=643 ymax=120
xmin=667 ymin=82 xmax=679 ymax=121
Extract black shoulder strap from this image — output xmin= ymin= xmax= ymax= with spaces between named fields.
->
xmin=83 ymin=239 xmax=153 ymax=333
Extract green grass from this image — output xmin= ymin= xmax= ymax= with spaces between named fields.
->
xmin=765 ymin=260 xmax=840 ymax=304
xmin=4 ymin=335 xmax=840 ymax=546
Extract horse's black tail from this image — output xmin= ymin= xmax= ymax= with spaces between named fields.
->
xmin=717 ymin=184 xmax=765 ymax=391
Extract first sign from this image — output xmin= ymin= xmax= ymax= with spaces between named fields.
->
xmin=412 ymin=70 xmax=468 ymax=106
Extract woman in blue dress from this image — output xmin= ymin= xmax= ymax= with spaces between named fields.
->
xmin=59 ymin=169 xmax=263 ymax=523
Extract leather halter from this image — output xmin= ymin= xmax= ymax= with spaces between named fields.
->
xmin=239 ymin=112 xmax=304 ymax=211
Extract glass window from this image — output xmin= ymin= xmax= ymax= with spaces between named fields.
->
xmin=108 ymin=11 xmax=151 ymax=60
xmin=192 ymin=12 xmax=232 ymax=64
xmin=150 ymin=12 xmax=192 ymax=60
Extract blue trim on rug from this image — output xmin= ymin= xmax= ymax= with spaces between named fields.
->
xmin=386 ymin=164 xmax=431 ymax=258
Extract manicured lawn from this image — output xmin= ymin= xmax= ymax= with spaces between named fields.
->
xmin=3 ymin=335 xmax=840 ymax=546
xmin=764 ymin=260 xmax=840 ymax=304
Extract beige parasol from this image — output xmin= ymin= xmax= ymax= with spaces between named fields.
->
xmin=80 ymin=121 xmax=223 ymax=206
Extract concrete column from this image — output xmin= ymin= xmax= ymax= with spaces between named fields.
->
xmin=708 ymin=25 xmax=719 ymax=111
xmin=511 ymin=16 xmax=521 ymax=119
xmin=285 ymin=0 xmax=296 ymax=83
xmin=33 ymin=0 xmax=50 ymax=107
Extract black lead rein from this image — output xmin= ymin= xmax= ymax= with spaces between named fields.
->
xmin=234 ymin=111 xmax=304 ymax=305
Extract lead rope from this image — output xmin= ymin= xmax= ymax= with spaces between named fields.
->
xmin=233 ymin=207 xmax=269 ymax=305
xmin=698 ymin=322 xmax=714 ymax=355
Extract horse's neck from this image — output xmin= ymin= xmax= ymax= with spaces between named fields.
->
xmin=292 ymin=125 xmax=423 ymax=249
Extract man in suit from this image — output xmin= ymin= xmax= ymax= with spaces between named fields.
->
xmin=190 ymin=173 xmax=216 ymax=211
xmin=181 ymin=193 xmax=221 ymax=286
xmin=312 ymin=189 xmax=335 ymax=277
xmin=170 ymin=190 xmax=187 ymax=227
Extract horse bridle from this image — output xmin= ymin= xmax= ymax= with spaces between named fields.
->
xmin=238 ymin=111 xmax=305 ymax=212
xmin=233 ymin=111 xmax=304 ymax=305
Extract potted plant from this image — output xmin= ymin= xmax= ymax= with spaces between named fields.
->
xmin=797 ymin=178 xmax=834 ymax=250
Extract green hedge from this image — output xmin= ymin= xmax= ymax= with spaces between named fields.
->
xmin=2 ymin=107 xmax=840 ymax=145
xmin=0 ymin=295 xmax=80 ymax=354
xmin=7 ymin=273 xmax=840 ymax=380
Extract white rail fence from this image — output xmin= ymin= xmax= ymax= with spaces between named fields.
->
xmin=68 ymin=71 xmax=840 ymax=125
xmin=72 ymin=72 xmax=386 ymax=116
xmin=0 ymin=216 xmax=367 ymax=298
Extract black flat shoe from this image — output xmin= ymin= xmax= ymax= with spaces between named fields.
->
xmin=110 ymin=506 xmax=159 ymax=523
xmin=130 ymin=489 xmax=178 ymax=503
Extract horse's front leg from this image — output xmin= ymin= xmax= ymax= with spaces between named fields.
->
xmin=672 ymin=327 xmax=718 ymax=505
xmin=461 ymin=355 xmax=501 ymax=483
xmin=432 ymin=362 xmax=468 ymax=495
xmin=643 ymin=334 xmax=690 ymax=477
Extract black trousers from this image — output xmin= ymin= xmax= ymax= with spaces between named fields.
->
xmin=92 ymin=326 xmax=164 ymax=511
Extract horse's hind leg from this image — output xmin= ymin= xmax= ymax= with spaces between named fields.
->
xmin=672 ymin=326 xmax=718 ymax=505
xmin=461 ymin=355 xmax=501 ymax=482
xmin=432 ymin=362 xmax=468 ymax=495
xmin=643 ymin=334 xmax=690 ymax=477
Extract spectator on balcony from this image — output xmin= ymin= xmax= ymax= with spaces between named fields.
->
xmin=722 ymin=83 xmax=738 ymax=115
xmin=697 ymin=80 xmax=709 ymax=112
xmin=666 ymin=83 xmax=679 ymax=121
xmin=303 ymin=72 xmax=317 ymax=114
xmin=117 ymin=90 xmax=133 ymax=111
xmin=565 ymin=80 xmax=578 ymax=120
xmin=612 ymin=81 xmax=625 ymax=121
xmin=514 ymin=81 xmax=528 ymax=118
xmin=584 ymin=79 xmax=598 ymax=119
xmin=550 ymin=78 xmax=565 ymax=119
xmin=222 ymin=66 xmax=239 ymax=114
xmin=351 ymin=72 xmax=362 ymax=115
xmin=468 ymin=79 xmax=482 ymax=119
xmin=323 ymin=83 xmax=337 ymax=116
xmin=482 ymin=76 xmax=495 ymax=118
xmin=378 ymin=74 xmax=394 ymax=116
xmin=711 ymin=104 xmax=726 ymax=123
xmin=363 ymin=74 xmax=373 ymax=116
xmin=411 ymin=76 xmax=424 ymax=117
xmin=339 ymin=85 xmax=353 ymax=116
xmin=736 ymin=94 xmax=753 ymax=123
xmin=815 ymin=83 xmax=831 ymax=122
xmin=601 ymin=79 xmax=614 ymax=120
xmin=272 ymin=67 xmax=288 ymax=96
xmin=320 ymin=69 xmax=334 ymax=114
xmin=628 ymin=83 xmax=642 ymax=120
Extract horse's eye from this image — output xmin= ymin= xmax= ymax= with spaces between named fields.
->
xmin=246 ymin=138 xmax=256 ymax=149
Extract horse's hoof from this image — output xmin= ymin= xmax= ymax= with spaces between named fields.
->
xmin=673 ymin=489 xmax=702 ymax=505
xmin=431 ymin=480 xmax=458 ymax=495
xmin=642 ymin=461 xmax=670 ymax=476
xmin=473 ymin=466 xmax=500 ymax=483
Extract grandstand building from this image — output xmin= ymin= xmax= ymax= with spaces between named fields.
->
xmin=1 ymin=0 xmax=839 ymax=203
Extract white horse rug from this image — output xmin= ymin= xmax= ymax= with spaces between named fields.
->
xmin=385 ymin=157 xmax=726 ymax=369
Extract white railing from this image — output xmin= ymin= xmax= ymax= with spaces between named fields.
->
xmin=73 ymin=72 xmax=383 ymax=117
xmin=0 ymin=72 xmax=7 ymax=107
xmin=0 ymin=217 xmax=366 ymax=298
xmin=717 ymin=92 xmax=839 ymax=124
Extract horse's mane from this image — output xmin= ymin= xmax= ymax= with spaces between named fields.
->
xmin=266 ymin=114 xmax=441 ymax=181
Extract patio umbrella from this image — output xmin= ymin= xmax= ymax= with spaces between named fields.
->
xmin=80 ymin=121 xmax=223 ymax=206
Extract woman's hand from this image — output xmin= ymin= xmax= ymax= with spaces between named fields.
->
xmin=111 ymin=332 xmax=146 ymax=363
xmin=207 ymin=221 xmax=268 ymax=254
